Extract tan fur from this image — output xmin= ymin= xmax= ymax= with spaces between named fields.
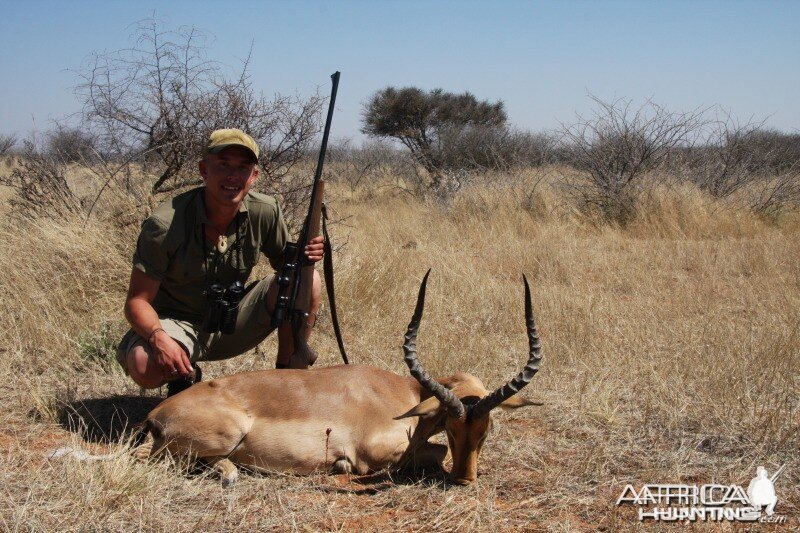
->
xmin=145 ymin=364 xmax=538 ymax=485
xmin=146 ymin=365 xmax=422 ymax=481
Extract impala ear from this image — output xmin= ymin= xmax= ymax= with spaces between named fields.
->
xmin=499 ymin=395 xmax=543 ymax=410
xmin=394 ymin=396 xmax=442 ymax=420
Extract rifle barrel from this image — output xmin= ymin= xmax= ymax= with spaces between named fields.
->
xmin=314 ymin=71 xmax=340 ymax=181
xmin=289 ymin=71 xmax=340 ymax=315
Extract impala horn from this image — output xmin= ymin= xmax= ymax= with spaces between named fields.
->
xmin=402 ymin=270 xmax=467 ymax=420
xmin=469 ymin=274 xmax=542 ymax=420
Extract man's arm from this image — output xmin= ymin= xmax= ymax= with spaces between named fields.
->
xmin=124 ymin=267 xmax=193 ymax=377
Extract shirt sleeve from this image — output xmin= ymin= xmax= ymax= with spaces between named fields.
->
xmin=261 ymin=201 xmax=290 ymax=270
xmin=132 ymin=217 xmax=170 ymax=280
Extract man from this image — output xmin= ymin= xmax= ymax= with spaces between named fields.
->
xmin=117 ymin=128 xmax=323 ymax=394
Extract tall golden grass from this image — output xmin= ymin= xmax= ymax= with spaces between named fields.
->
xmin=0 ymin=170 xmax=797 ymax=531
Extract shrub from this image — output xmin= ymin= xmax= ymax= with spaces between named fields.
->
xmin=45 ymin=127 xmax=97 ymax=163
xmin=434 ymin=126 xmax=555 ymax=171
xmin=75 ymin=19 xmax=324 ymax=195
xmin=676 ymin=117 xmax=800 ymax=219
xmin=560 ymin=96 xmax=706 ymax=224
xmin=0 ymin=133 xmax=17 ymax=157
xmin=0 ymin=139 xmax=83 ymax=220
xmin=327 ymin=138 xmax=400 ymax=191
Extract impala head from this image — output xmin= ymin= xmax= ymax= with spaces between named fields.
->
xmin=396 ymin=270 xmax=543 ymax=485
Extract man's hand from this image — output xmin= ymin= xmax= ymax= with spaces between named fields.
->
xmin=150 ymin=330 xmax=193 ymax=378
xmin=125 ymin=268 xmax=193 ymax=380
xmin=304 ymin=236 xmax=324 ymax=263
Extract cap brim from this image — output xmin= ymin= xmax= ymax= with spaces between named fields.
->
xmin=208 ymin=143 xmax=258 ymax=162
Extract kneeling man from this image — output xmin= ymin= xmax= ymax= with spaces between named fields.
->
xmin=117 ymin=129 xmax=323 ymax=395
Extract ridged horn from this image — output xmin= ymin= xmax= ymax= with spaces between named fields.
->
xmin=470 ymin=274 xmax=542 ymax=420
xmin=403 ymin=270 xmax=467 ymax=420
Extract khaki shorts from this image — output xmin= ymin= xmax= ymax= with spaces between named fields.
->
xmin=116 ymin=276 xmax=276 ymax=372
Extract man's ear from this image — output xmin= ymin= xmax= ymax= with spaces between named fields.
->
xmin=199 ymin=158 xmax=208 ymax=180
xmin=248 ymin=165 xmax=259 ymax=183
xmin=394 ymin=396 xmax=442 ymax=420
xmin=499 ymin=395 xmax=543 ymax=410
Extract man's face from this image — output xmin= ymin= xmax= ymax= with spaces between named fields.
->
xmin=199 ymin=146 xmax=259 ymax=208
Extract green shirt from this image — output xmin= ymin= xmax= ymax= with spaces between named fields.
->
xmin=133 ymin=187 xmax=289 ymax=323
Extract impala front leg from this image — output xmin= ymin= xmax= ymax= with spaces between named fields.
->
xmin=206 ymin=456 xmax=239 ymax=487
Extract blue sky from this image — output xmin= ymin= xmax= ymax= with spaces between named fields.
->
xmin=1 ymin=0 xmax=798 ymax=141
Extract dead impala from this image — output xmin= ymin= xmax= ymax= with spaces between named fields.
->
xmin=61 ymin=270 xmax=543 ymax=486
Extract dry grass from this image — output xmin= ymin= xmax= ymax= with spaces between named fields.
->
xmin=0 ymin=170 xmax=798 ymax=531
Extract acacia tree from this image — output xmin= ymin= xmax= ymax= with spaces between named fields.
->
xmin=361 ymin=87 xmax=507 ymax=190
xmin=76 ymin=19 xmax=324 ymax=195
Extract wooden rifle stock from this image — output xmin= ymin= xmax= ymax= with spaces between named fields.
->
xmin=287 ymin=180 xmax=324 ymax=369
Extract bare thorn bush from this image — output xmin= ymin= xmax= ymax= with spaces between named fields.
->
xmin=678 ymin=114 xmax=800 ymax=219
xmin=436 ymin=126 xmax=556 ymax=172
xmin=0 ymin=139 xmax=83 ymax=220
xmin=560 ymin=96 xmax=707 ymax=224
xmin=327 ymin=138 xmax=399 ymax=192
xmin=75 ymin=18 xmax=324 ymax=199
xmin=0 ymin=133 xmax=17 ymax=157
xmin=45 ymin=126 xmax=98 ymax=164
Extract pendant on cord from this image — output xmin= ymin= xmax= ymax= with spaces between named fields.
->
xmin=216 ymin=234 xmax=228 ymax=253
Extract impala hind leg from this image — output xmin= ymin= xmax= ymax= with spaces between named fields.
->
xmin=206 ymin=456 xmax=239 ymax=487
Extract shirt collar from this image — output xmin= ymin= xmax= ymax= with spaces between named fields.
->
xmin=238 ymin=195 xmax=250 ymax=213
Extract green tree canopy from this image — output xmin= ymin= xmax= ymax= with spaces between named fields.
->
xmin=361 ymin=87 xmax=507 ymax=175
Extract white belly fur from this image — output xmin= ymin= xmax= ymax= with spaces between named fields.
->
xmin=229 ymin=418 xmax=415 ymax=475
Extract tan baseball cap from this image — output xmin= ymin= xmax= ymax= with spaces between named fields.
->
xmin=205 ymin=128 xmax=259 ymax=162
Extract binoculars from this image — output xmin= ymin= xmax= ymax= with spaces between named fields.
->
xmin=201 ymin=281 xmax=245 ymax=334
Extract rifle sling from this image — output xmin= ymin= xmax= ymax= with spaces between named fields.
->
xmin=322 ymin=203 xmax=350 ymax=364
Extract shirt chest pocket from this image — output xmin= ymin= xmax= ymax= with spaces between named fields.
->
xmin=175 ymin=246 xmax=207 ymax=285
xmin=203 ymin=243 xmax=259 ymax=283
xmin=170 ymin=234 xmax=259 ymax=284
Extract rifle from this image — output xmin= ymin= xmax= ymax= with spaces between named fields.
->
xmin=271 ymin=71 xmax=348 ymax=369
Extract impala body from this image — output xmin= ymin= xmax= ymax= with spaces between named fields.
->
xmin=139 ymin=271 xmax=543 ymax=486
xmin=146 ymin=365 xmax=445 ymax=479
